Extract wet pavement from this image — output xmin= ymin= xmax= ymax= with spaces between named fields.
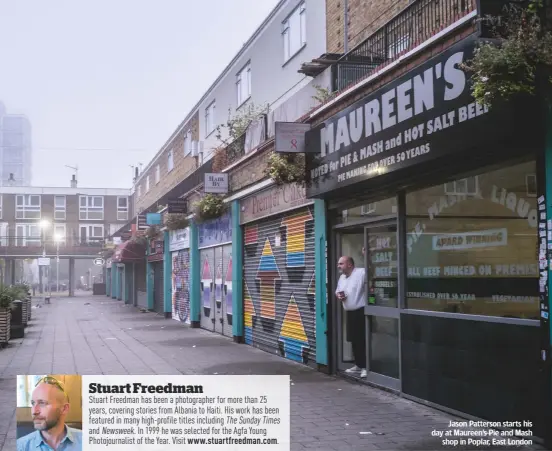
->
xmin=0 ymin=294 xmax=547 ymax=451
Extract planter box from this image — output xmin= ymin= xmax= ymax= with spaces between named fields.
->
xmin=27 ymin=298 xmax=31 ymax=322
xmin=0 ymin=309 xmax=11 ymax=347
xmin=21 ymin=300 xmax=28 ymax=327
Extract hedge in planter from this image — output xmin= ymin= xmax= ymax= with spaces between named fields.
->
xmin=165 ymin=214 xmax=190 ymax=231
xmin=193 ymin=194 xmax=228 ymax=223
xmin=0 ymin=286 xmax=12 ymax=347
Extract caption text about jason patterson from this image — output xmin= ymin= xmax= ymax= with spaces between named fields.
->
xmin=433 ymin=420 xmax=534 ymax=448
xmin=82 ymin=375 xmax=290 ymax=450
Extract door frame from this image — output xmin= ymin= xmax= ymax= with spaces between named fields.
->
xmin=363 ymin=220 xmax=401 ymax=391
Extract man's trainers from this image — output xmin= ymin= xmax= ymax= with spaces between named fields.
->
xmin=345 ymin=365 xmax=360 ymax=373
xmin=360 ymin=369 xmax=367 ymax=378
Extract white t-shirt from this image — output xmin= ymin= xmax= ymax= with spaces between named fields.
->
xmin=335 ymin=267 xmax=366 ymax=311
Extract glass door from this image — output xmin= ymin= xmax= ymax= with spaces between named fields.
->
xmin=364 ymin=223 xmax=400 ymax=390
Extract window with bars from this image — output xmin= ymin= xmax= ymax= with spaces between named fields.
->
xmin=79 ymin=195 xmax=104 ymax=220
xmin=54 ymin=196 xmax=66 ymax=220
xmin=117 ymin=197 xmax=129 ymax=221
xmin=16 ymin=195 xmax=41 ymax=219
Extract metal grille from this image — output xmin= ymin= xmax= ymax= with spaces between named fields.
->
xmin=334 ymin=0 xmax=477 ymax=91
xmin=200 ymin=248 xmax=215 ymax=331
xmin=171 ymin=250 xmax=190 ymax=324
xmin=117 ymin=267 xmax=124 ymax=300
xmin=153 ymin=262 xmax=164 ymax=314
xmin=243 ymin=206 xmax=316 ymax=367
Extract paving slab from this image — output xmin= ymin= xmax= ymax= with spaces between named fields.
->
xmin=0 ymin=295 xmax=547 ymax=451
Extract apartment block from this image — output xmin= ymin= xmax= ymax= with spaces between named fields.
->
xmin=0 ymin=102 xmax=32 ymax=187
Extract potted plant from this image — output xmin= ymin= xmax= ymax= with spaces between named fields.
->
xmin=265 ymin=153 xmax=308 ymax=186
xmin=0 ymin=286 xmax=13 ymax=347
xmin=145 ymin=225 xmax=160 ymax=240
xmin=164 ymin=213 xmax=190 ymax=231
xmin=130 ymin=235 xmax=148 ymax=248
xmin=193 ymin=194 xmax=228 ymax=223
xmin=460 ymin=2 xmax=552 ymax=107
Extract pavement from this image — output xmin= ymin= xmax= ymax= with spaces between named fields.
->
xmin=0 ymin=294 xmax=548 ymax=451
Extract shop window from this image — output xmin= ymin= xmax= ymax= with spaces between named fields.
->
xmin=337 ymin=196 xmax=397 ymax=224
xmin=444 ymin=176 xmax=479 ymax=196
xmin=406 ymin=161 xmax=538 ymax=319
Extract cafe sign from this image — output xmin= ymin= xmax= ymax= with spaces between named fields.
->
xmin=239 ymin=183 xmax=312 ymax=225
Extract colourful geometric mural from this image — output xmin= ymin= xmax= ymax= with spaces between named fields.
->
xmin=256 ymin=238 xmax=281 ymax=319
xmin=225 ymin=257 xmax=233 ymax=325
xmin=215 ymin=260 xmax=223 ymax=309
xmin=245 ymin=225 xmax=258 ymax=245
xmin=244 ymin=282 xmax=255 ymax=345
xmin=201 ymin=258 xmax=212 ymax=314
xmin=278 ymin=294 xmax=310 ymax=363
xmin=243 ymin=206 xmax=315 ymax=366
xmin=281 ymin=209 xmax=313 ymax=267
xmin=171 ymin=250 xmax=190 ymax=323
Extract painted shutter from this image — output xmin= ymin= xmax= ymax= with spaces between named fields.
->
xmin=242 ymin=205 xmax=316 ymax=367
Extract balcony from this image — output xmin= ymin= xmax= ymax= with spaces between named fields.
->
xmin=0 ymin=237 xmax=105 ymax=258
xmin=331 ymin=0 xmax=477 ymax=92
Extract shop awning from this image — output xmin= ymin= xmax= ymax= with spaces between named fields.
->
xmin=112 ymin=240 xmax=146 ymax=263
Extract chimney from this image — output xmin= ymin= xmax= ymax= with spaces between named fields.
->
xmin=70 ymin=174 xmax=77 ymax=188
xmin=135 ymin=167 xmax=139 ymax=179
xmin=7 ymin=173 xmax=15 ymax=186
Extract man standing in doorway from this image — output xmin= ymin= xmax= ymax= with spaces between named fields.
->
xmin=336 ymin=256 xmax=367 ymax=378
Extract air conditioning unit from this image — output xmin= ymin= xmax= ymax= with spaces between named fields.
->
xmin=191 ymin=141 xmax=199 ymax=157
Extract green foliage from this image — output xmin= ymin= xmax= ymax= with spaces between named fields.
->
xmin=0 ymin=286 xmax=12 ymax=309
xmin=164 ymin=214 xmax=190 ymax=231
xmin=265 ymin=153 xmax=308 ymax=187
xmin=461 ymin=3 xmax=552 ymax=106
xmin=312 ymin=85 xmax=333 ymax=104
xmin=215 ymin=103 xmax=270 ymax=145
xmin=193 ymin=194 xmax=228 ymax=223
xmin=130 ymin=235 xmax=148 ymax=248
xmin=145 ymin=226 xmax=160 ymax=240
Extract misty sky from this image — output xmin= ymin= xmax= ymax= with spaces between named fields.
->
xmin=0 ymin=0 xmax=280 ymax=189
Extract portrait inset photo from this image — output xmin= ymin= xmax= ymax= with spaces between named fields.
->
xmin=16 ymin=375 xmax=83 ymax=451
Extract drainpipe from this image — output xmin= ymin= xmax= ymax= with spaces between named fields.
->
xmin=343 ymin=0 xmax=349 ymax=53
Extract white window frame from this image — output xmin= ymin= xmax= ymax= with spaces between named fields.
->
xmin=444 ymin=176 xmax=479 ymax=196
xmin=155 ymin=164 xmax=160 ymax=184
xmin=282 ymin=2 xmax=306 ymax=63
xmin=146 ymin=175 xmax=150 ymax=192
xmin=53 ymin=223 xmax=66 ymax=244
xmin=15 ymin=195 xmax=41 ymax=220
xmin=79 ymin=195 xmax=104 ymax=220
xmin=117 ymin=196 xmax=129 ymax=221
xmin=54 ymin=196 xmax=66 ymax=220
xmin=526 ymin=174 xmax=537 ymax=197
xmin=15 ymin=223 xmax=41 ymax=247
xmin=168 ymin=149 xmax=174 ymax=172
xmin=205 ymin=101 xmax=216 ymax=137
xmin=79 ymin=224 xmax=104 ymax=244
xmin=184 ymin=131 xmax=193 ymax=157
xmin=236 ymin=62 xmax=251 ymax=106
xmin=0 ymin=222 xmax=7 ymax=247
xmin=0 ymin=195 xmax=2 ymax=220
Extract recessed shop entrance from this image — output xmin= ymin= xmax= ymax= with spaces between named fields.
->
xmin=333 ymin=200 xmax=401 ymax=392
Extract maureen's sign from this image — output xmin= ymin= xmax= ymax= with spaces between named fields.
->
xmin=305 ymin=37 xmax=512 ymax=198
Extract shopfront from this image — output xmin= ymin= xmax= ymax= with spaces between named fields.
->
xmin=169 ymin=227 xmax=191 ymax=324
xmin=148 ymin=239 xmax=165 ymax=315
xmin=111 ymin=239 xmax=146 ymax=305
xmin=305 ymin=35 xmax=546 ymax=437
xmin=198 ymin=212 xmax=232 ymax=337
xmin=239 ymin=183 xmax=316 ymax=366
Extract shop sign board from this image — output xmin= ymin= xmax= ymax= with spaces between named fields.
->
xmin=168 ymin=198 xmax=187 ymax=214
xmin=239 ymin=183 xmax=312 ymax=225
xmin=304 ymin=36 xmax=527 ymax=198
xmin=169 ymin=227 xmax=190 ymax=251
xmin=274 ymin=122 xmax=312 ymax=153
xmin=198 ymin=212 xmax=232 ymax=248
xmin=204 ymin=173 xmax=229 ymax=194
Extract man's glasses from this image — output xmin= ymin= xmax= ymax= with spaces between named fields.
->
xmin=35 ymin=376 xmax=69 ymax=401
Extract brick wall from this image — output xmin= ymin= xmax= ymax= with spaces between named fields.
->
xmin=326 ymin=0 xmax=410 ymax=54
xmin=135 ymin=112 xmax=200 ymax=213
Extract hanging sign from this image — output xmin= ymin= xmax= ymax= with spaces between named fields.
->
xmin=275 ymin=122 xmax=312 ymax=153
xmin=204 ymin=173 xmax=229 ymax=194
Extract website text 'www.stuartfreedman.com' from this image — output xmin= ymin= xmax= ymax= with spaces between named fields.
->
xmin=186 ymin=437 xmax=279 ymax=445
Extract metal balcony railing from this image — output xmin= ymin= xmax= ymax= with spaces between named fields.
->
xmin=333 ymin=0 xmax=477 ymax=92
xmin=0 ymin=237 xmax=105 ymax=256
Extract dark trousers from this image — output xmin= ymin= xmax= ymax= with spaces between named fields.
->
xmin=346 ymin=307 xmax=366 ymax=369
